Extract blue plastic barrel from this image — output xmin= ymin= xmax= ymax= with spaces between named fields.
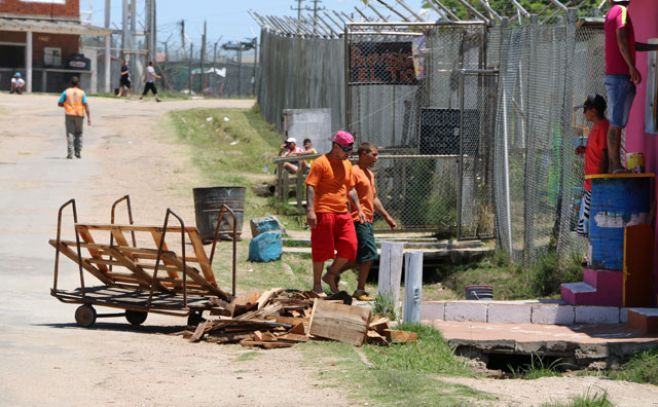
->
xmin=588 ymin=174 xmax=654 ymax=271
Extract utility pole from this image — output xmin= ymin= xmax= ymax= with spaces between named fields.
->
xmin=188 ymin=42 xmax=193 ymax=93
xmin=200 ymin=20 xmax=207 ymax=91
xmin=104 ymin=0 xmax=111 ymax=93
xmin=291 ymin=0 xmax=305 ymax=34
xmin=310 ymin=0 xmax=324 ymax=35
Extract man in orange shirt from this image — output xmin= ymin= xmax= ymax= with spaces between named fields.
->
xmin=58 ymin=76 xmax=91 ymax=159
xmin=306 ymin=130 xmax=364 ymax=294
xmin=336 ymin=143 xmax=396 ymax=300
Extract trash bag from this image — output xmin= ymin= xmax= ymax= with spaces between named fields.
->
xmin=248 ymin=230 xmax=282 ymax=262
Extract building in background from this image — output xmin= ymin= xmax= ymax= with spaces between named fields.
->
xmin=0 ymin=0 xmax=110 ymax=93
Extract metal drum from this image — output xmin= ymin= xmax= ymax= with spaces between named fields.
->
xmin=193 ymin=186 xmax=245 ymax=243
xmin=588 ymin=174 xmax=653 ymax=271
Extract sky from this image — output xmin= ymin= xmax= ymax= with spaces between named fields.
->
xmin=81 ymin=0 xmax=426 ymax=51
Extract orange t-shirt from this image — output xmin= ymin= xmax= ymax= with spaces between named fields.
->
xmin=305 ymin=154 xmax=354 ymax=213
xmin=351 ymin=165 xmax=375 ymax=222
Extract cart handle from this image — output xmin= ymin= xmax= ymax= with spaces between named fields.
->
xmin=52 ymin=199 xmax=85 ymax=296
xmin=208 ymin=204 xmax=238 ymax=296
xmin=110 ymin=195 xmax=136 ymax=246
xmin=149 ymin=208 xmax=188 ymax=308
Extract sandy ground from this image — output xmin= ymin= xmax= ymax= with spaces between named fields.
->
xmin=0 ymin=94 xmax=349 ymax=407
xmin=1 ymin=93 xmax=657 ymax=407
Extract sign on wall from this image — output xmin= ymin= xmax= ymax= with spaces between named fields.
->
xmin=348 ymin=41 xmax=418 ymax=86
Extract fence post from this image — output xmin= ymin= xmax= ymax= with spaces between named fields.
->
xmin=296 ymin=163 xmax=304 ymax=211
xmin=377 ymin=241 xmax=404 ymax=316
xmin=403 ymin=251 xmax=423 ymax=323
xmin=522 ymin=15 xmax=538 ymax=264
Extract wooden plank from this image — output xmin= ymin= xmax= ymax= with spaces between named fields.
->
xmin=150 ymin=230 xmax=182 ymax=280
xmin=161 ymin=253 xmax=226 ymax=297
xmin=76 ymin=223 xmax=198 ymax=233
xmin=368 ymin=316 xmax=390 ymax=334
xmin=187 ymin=229 xmax=217 ymax=284
xmin=383 ymin=329 xmax=417 ymax=344
xmin=108 ymin=246 xmax=161 ymax=289
xmin=190 ymin=320 xmax=210 ymax=342
xmin=49 ymin=240 xmax=114 ymax=285
xmin=75 ymin=225 xmax=110 ymax=273
xmin=308 ymin=299 xmax=371 ymax=346
xmin=257 ymin=287 xmax=283 ymax=309
xmin=623 ymin=224 xmax=655 ymax=307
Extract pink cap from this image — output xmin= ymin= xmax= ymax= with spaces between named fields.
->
xmin=331 ymin=130 xmax=354 ymax=147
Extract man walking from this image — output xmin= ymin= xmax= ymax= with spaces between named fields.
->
xmin=306 ymin=131 xmax=364 ymax=295
xmin=604 ymin=0 xmax=640 ymax=172
xmin=117 ymin=59 xmax=131 ymax=97
xmin=58 ymin=76 xmax=91 ymax=159
xmin=336 ymin=143 xmax=397 ymax=300
xmin=140 ymin=61 xmax=161 ymax=102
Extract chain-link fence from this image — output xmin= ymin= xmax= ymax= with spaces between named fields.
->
xmin=260 ymin=15 xmax=607 ymax=265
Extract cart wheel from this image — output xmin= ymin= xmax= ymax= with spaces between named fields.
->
xmin=187 ymin=309 xmax=205 ymax=326
xmin=125 ymin=310 xmax=148 ymax=326
xmin=74 ymin=305 xmax=97 ymax=328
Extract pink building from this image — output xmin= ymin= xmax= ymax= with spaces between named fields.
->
xmin=625 ymin=0 xmax=658 ymax=296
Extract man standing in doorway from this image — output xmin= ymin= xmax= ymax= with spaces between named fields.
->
xmin=140 ymin=61 xmax=161 ymax=102
xmin=336 ymin=143 xmax=397 ymax=301
xmin=306 ymin=131 xmax=364 ymax=295
xmin=605 ymin=0 xmax=641 ymax=171
xmin=58 ymin=76 xmax=91 ymax=159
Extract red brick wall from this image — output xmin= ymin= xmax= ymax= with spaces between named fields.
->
xmin=0 ymin=0 xmax=79 ymax=19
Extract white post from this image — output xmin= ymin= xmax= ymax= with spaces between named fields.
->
xmin=26 ymin=31 xmax=33 ymax=93
xmin=104 ymin=0 xmax=111 ymax=93
xmin=104 ymin=35 xmax=111 ymax=93
xmin=377 ymin=241 xmax=404 ymax=313
xmin=403 ymin=251 xmax=423 ymax=323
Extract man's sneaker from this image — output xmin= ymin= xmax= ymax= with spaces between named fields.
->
xmin=75 ymin=152 xmax=81 ymax=159
xmin=66 ymin=154 xmax=73 ymax=159
xmin=353 ymin=290 xmax=374 ymax=301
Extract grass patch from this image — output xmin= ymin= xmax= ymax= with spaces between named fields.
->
xmin=301 ymin=324 xmax=487 ymax=406
xmin=509 ymin=355 xmax=565 ymax=380
xmin=438 ymin=250 xmax=582 ymax=300
xmin=234 ymin=350 xmax=260 ymax=362
xmin=542 ymin=390 xmax=613 ymax=407
xmin=607 ymin=349 xmax=658 ymax=385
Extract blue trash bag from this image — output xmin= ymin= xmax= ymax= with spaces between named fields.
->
xmin=248 ymin=230 xmax=282 ymax=262
xmin=250 ymin=216 xmax=282 ymax=237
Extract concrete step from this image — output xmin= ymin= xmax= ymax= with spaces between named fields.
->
xmin=561 ymin=269 xmax=623 ymax=307
xmin=627 ymin=308 xmax=658 ymax=334
xmin=421 ymin=300 xmax=631 ymax=325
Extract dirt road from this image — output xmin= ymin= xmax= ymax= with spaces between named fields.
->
xmin=0 ymin=94 xmax=349 ymax=407
xmin=1 ymin=94 xmax=656 ymax=407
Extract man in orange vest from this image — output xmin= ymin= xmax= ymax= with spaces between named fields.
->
xmin=58 ymin=76 xmax=91 ymax=159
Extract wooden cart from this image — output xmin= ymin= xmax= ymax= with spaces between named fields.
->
xmin=50 ymin=196 xmax=237 ymax=327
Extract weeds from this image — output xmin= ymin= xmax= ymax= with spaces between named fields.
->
xmin=373 ymin=293 xmax=398 ymax=321
xmin=509 ymin=354 xmax=565 ymax=379
xmin=607 ymin=349 xmax=658 ymax=385
xmin=542 ymin=390 xmax=612 ymax=407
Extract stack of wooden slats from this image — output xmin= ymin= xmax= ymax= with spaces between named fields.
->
xmin=175 ymin=288 xmax=417 ymax=348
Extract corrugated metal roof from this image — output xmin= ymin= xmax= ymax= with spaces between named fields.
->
xmin=0 ymin=17 xmax=110 ymax=36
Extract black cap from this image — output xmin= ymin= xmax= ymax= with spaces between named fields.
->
xmin=574 ymin=94 xmax=607 ymax=114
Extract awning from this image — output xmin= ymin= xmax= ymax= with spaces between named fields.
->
xmin=0 ymin=17 xmax=111 ymax=36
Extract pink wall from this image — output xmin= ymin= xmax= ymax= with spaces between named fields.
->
xmin=626 ymin=0 xmax=658 ymax=301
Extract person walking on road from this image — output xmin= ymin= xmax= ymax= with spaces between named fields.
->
xmin=57 ymin=76 xmax=91 ymax=159
xmin=306 ymin=130 xmax=364 ymax=295
xmin=117 ymin=60 xmax=132 ymax=97
xmin=140 ymin=61 xmax=161 ymax=102
xmin=335 ymin=142 xmax=397 ymax=301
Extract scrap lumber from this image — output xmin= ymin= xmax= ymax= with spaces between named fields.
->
xmin=308 ymin=298 xmax=371 ymax=346
xmin=383 ymin=329 xmax=417 ymax=344
xmin=368 ymin=316 xmax=390 ymax=334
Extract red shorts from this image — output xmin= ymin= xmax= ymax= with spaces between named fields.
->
xmin=311 ymin=212 xmax=357 ymax=262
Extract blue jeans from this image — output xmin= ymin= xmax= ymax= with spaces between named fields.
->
xmin=604 ymin=74 xmax=636 ymax=128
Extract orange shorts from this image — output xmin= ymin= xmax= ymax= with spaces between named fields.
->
xmin=311 ymin=212 xmax=357 ymax=262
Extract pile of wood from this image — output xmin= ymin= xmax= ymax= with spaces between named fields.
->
xmin=174 ymin=288 xmax=417 ymax=348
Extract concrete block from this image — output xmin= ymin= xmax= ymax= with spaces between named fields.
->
xmin=574 ymin=306 xmax=620 ymax=324
xmin=487 ymin=303 xmax=531 ymax=323
xmin=620 ymin=308 xmax=630 ymax=323
xmin=444 ymin=301 xmax=488 ymax=322
xmin=531 ymin=303 xmax=575 ymax=325
xmin=420 ymin=301 xmax=445 ymax=321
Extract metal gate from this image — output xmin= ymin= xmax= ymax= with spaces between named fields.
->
xmin=345 ymin=22 xmax=496 ymax=239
